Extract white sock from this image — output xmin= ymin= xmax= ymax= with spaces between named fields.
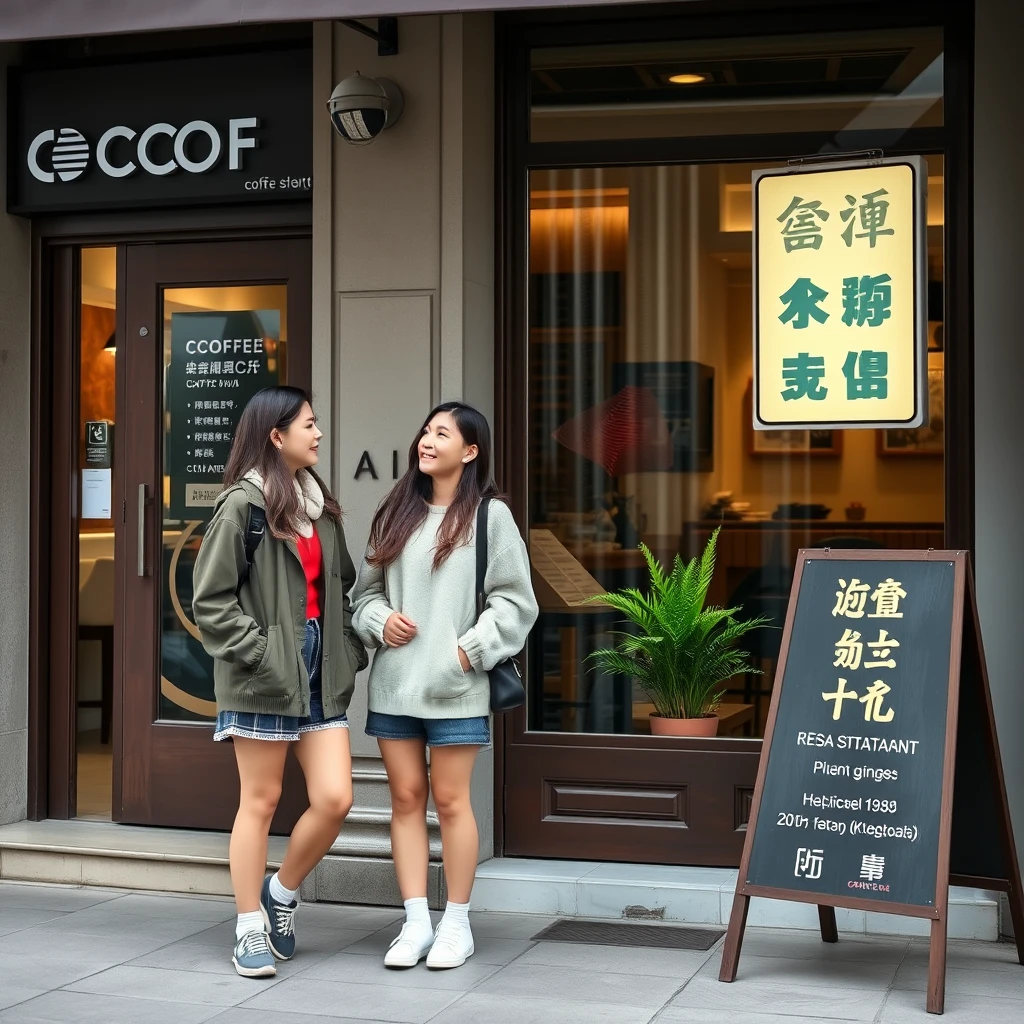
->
xmin=236 ymin=910 xmax=264 ymax=941
xmin=442 ymin=900 xmax=471 ymax=926
xmin=404 ymin=896 xmax=431 ymax=928
xmin=269 ymin=872 xmax=299 ymax=906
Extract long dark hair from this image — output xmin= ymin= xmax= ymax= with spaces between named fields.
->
xmin=368 ymin=402 xmax=499 ymax=570
xmin=223 ymin=386 xmax=341 ymax=539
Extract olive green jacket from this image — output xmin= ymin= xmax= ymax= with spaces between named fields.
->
xmin=192 ymin=479 xmax=367 ymax=718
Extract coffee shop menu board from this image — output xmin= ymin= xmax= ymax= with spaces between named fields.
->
xmin=166 ymin=310 xmax=279 ymax=521
xmin=720 ymin=550 xmax=1024 ymax=1016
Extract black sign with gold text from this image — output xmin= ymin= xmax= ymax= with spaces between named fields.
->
xmin=744 ymin=558 xmax=953 ymax=907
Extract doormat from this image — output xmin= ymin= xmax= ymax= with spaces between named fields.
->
xmin=531 ymin=920 xmax=725 ymax=951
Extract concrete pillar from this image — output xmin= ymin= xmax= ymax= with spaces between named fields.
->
xmin=307 ymin=14 xmax=494 ymax=907
xmin=0 ymin=43 xmax=32 ymax=825
xmin=974 ymin=0 xmax=1024 ymax=934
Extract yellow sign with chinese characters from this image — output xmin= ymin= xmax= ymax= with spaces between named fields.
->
xmin=753 ymin=158 xmax=927 ymax=430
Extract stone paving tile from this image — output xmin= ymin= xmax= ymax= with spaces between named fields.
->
xmin=0 ymin=990 xmax=224 ymax=1024
xmin=473 ymin=963 xmax=682 ymax=1009
xmin=0 ymin=884 xmax=120 ymax=913
xmin=65 ymin=964 xmax=282 ymax=1007
xmin=0 ymin=910 xmax=71 ymax=936
xmin=878 ymin=988 xmax=1023 ymax=1023
xmin=0 ymin=988 xmax=48 ymax=1015
xmin=241 ymin=976 xmax=461 ymax=1022
xmin=902 ymin=936 xmax=1022 ymax=972
xmin=735 ymin=927 xmax=912 ymax=963
xmin=658 ymin=1010 xmax=857 ymax=1024
xmin=514 ymin=940 xmax=713 ymax=980
xmin=297 ymin=950 xmax=500 ymax=990
xmin=128 ymin=939 xmax=330 ymax=978
xmin=3 ymin=926 xmax=176 ymax=965
xmin=426 ymin=992 xmax=658 ymax=1024
xmin=454 ymin=911 xmax=557 ymax=939
xmin=696 ymin=951 xmax=899 ymax=990
xmin=337 ymin=925 xmax=535 ymax=967
xmin=671 ymin=976 xmax=885 ymax=1020
xmin=0 ymin=954 xmax=110 ymax=991
xmin=207 ymin=1011 xmax=371 ymax=1024
xmin=891 ymin=960 xmax=1024 ymax=998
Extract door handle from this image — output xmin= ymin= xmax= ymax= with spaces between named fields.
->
xmin=137 ymin=483 xmax=148 ymax=577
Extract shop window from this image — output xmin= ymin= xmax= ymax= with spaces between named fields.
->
xmin=531 ymin=28 xmax=943 ymax=144
xmin=526 ymin=159 xmax=945 ymax=738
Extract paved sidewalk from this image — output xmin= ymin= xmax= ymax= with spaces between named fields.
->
xmin=0 ymin=881 xmax=1020 ymax=1023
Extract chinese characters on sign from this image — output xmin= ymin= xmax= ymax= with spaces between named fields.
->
xmin=744 ymin=558 xmax=954 ymax=909
xmin=753 ymin=159 xmax=926 ymax=431
xmin=166 ymin=310 xmax=281 ymax=520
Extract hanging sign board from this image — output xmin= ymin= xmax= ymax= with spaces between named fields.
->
xmin=752 ymin=158 xmax=927 ymax=431
xmin=718 ymin=550 xmax=1024 ymax=1015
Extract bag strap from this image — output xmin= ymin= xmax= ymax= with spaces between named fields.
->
xmin=243 ymin=502 xmax=267 ymax=579
xmin=475 ymin=499 xmax=489 ymax=620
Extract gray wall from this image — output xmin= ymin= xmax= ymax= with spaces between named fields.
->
xmin=974 ymin=0 xmax=1024 ymax=919
xmin=0 ymin=43 xmax=32 ymax=824
xmin=309 ymin=15 xmax=496 ymax=903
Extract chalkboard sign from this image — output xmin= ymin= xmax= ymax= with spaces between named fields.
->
xmin=720 ymin=550 xmax=1024 ymax=1016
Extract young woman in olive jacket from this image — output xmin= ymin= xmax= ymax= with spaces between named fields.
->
xmin=192 ymin=386 xmax=367 ymax=979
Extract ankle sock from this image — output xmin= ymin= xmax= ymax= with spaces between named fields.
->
xmin=404 ymin=896 xmax=431 ymax=929
xmin=236 ymin=910 xmax=264 ymax=941
xmin=269 ymin=872 xmax=299 ymax=906
xmin=442 ymin=900 xmax=471 ymax=926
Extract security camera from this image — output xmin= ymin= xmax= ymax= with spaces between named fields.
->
xmin=327 ymin=73 xmax=404 ymax=146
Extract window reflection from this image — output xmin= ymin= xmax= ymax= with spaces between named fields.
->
xmin=531 ymin=28 xmax=943 ymax=143
xmin=526 ymin=161 xmax=944 ymax=738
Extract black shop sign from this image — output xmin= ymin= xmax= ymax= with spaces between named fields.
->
xmin=719 ymin=550 xmax=1024 ymax=1015
xmin=8 ymin=48 xmax=311 ymax=213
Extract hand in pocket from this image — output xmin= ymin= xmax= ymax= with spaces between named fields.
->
xmin=458 ymin=647 xmax=471 ymax=673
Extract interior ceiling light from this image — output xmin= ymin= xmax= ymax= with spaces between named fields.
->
xmin=668 ymin=72 xmax=709 ymax=85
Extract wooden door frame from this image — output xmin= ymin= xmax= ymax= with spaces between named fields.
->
xmin=492 ymin=1 xmax=975 ymax=859
xmin=27 ymin=205 xmax=312 ymax=821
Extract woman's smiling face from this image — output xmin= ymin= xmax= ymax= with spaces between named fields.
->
xmin=418 ymin=411 xmax=476 ymax=481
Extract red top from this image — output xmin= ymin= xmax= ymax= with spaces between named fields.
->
xmin=295 ymin=529 xmax=324 ymax=620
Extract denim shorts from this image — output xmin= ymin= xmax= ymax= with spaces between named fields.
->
xmin=365 ymin=710 xmax=490 ymax=748
xmin=214 ymin=618 xmax=349 ymax=742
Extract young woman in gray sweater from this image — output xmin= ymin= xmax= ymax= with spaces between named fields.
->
xmin=352 ymin=402 xmax=538 ymax=970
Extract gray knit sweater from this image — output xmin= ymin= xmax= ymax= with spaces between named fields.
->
xmin=351 ymin=500 xmax=539 ymax=719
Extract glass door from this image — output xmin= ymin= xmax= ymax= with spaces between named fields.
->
xmin=118 ymin=238 xmax=312 ymax=830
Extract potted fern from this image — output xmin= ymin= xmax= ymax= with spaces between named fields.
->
xmin=587 ymin=528 xmax=767 ymax=737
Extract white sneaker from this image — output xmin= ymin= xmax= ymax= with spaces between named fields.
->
xmin=384 ymin=920 xmax=434 ymax=968
xmin=426 ymin=918 xmax=475 ymax=970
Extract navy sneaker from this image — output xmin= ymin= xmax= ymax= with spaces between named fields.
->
xmin=260 ymin=874 xmax=298 ymax=961
xmin=232 ymin=929 xmax=276 ymax=978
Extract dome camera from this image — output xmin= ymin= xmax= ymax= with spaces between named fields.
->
xmin=327 ymin=73 xmax=404 ymax=146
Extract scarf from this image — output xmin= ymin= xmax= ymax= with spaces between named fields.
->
xmin=243 ymin=468 xmax=324 ymax=539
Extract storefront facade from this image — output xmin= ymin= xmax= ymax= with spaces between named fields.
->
xmin=0 ymin=0 xmax=1020 ymax=923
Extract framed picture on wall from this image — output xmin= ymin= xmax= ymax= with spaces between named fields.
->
xmin=744 ymin=381 xmax=842 ymax=457
xmin=877 ymin=357 xmax=944 ymax=457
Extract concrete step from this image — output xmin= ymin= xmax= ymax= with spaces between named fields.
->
xmin=472 ymin=858 xmax=1006 ymax=941
xmin=0 ymin=822 xmax=1005 ymax=941
xmin=0 ymin=819 xmax=286 ymax=896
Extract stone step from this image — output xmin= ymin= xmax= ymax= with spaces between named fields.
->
xmin=472 ymin=858 xmax=1006 ymax=941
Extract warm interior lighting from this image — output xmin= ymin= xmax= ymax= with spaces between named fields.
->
xmin=103 ymin=332 xmax=115 ymax=353
xmin=668 ymin=72 xmax=709 ymax=85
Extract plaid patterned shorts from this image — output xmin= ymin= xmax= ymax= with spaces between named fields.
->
xmin=214 ymin=618 xmax=349 ymax=742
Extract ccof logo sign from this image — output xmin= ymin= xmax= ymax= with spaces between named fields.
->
xmin=28 ymin=127 xmax=89 ymax=182
xmin=27 ymin=118 xmax=260 ymax=184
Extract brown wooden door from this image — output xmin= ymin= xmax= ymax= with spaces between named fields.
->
xmin=118 ymin=238 xmax=312 ymax=830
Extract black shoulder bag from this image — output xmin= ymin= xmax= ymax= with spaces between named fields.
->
xmin=475 ymin=499 xmax=526 ymax=714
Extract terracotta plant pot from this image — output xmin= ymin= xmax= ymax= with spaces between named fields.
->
xmin=649 ymin=713 xmax=719 ymax=737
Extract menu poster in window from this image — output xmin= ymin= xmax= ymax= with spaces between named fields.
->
xmin=719 ymin=550 xmax=1024 ymax=1016
xmin=166 ymin=310 xmax=280 ymax=521
xmin=753 ymin=157 xmax=927 ymax=432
